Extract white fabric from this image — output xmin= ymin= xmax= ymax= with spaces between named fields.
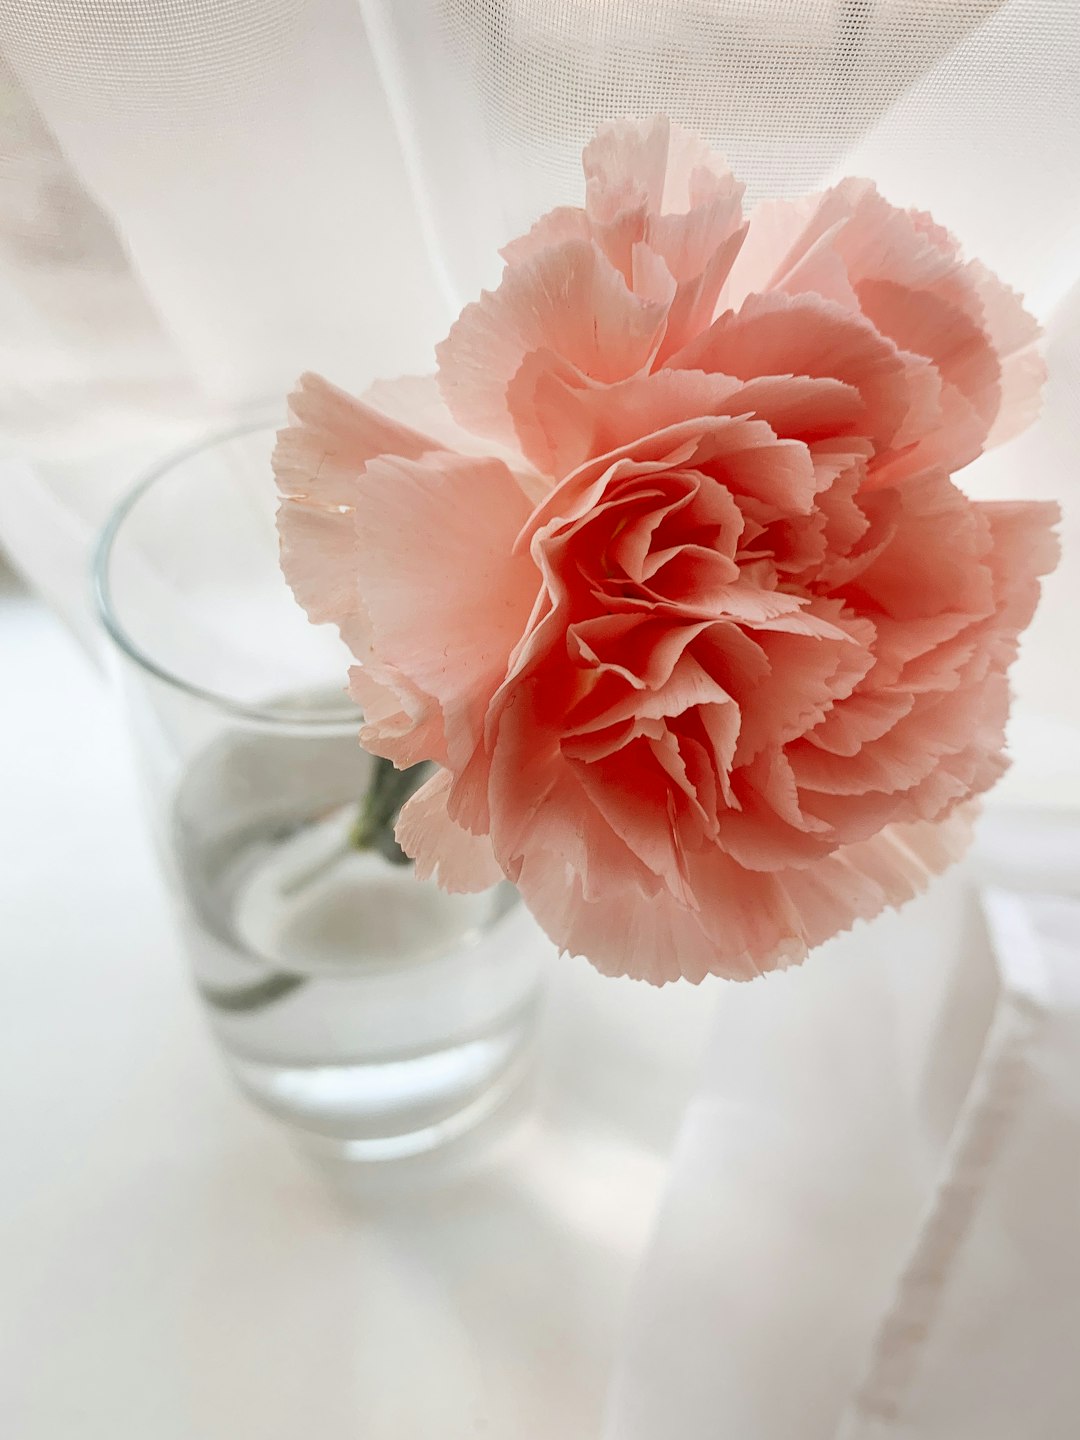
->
xmin=2 ymin=0 xmax=1078 ymax=716
xmin=360 ymin=0 xmax=1058 ymax=309
xmin=4 ymin=573 xmax=1079 ymax=1440
xmin=0 ymin=573 xmax=715 ymax=1440
xmin=606 ymin=814 xmax=1080 ymax=1439
xmin=841 ymin=883 xmax=1080 ymax=1439
xmin=599 ymin=21 xmax=1080 ymax=1420
xmin=1 ymin=4 xmax=1079 ymax=1436
xmin=0 ymin=2 xmax=446 ymax=637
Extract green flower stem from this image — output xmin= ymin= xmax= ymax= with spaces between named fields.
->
xmin=201 ymin=758 xmax=430 ymax=1014
xmin=198 ymin=971 xmax=307 ymax=1013
xmin=348 ymin=757 xmax=430 ymax=863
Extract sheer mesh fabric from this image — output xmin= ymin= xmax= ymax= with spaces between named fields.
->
xmin=0 ymin=0 xmax=1077 ymax=713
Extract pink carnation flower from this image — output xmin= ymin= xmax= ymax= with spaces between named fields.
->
xmin=276 ymin=117 xmax=1058 ymax=984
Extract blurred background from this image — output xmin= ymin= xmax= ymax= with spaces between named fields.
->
xmin=1 ymin=4 xmax=1078 ymax=1438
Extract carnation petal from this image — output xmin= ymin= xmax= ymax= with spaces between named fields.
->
xmin=354 ymin=451 xmax=539 ymax=773
xmin=841 ymin=471 xmax=994 ymax=621
xmin=723 ymin=191 xmax=819 ymax=302
xmin=436 ymin=239 xmax=669 ymax=449
xmin=523 ymin=415 xmax=820 ymax=562
xmin=668 ymin=290 xmax=912 ymax=450
xmin=724 ymin=175 xmax=1045 ymax=460
xmin=776 ymin=806 xmax=976 ymax=954
xmin=515 ymin=365 xmax=869 ymax=481
xmin=275 ymin=373 xmax=445 ymax=651
xmin=277 ymin=500 xmax=361 ymax=632
xmin=583 ymin=115 xmax=740 ymax=218
xmin=537 ymin=803 xmax=974 ymax=985
xmin=349 ymin=659 xmax=448 ymax=769
xmin=513 ymin=367 xmax=741 ymax=476
xmin=513 ymin=850 xmax=755 ymax=985
xmin=395 ymin=769 xmax=505 ymax=893
xmin=360 ymin=373 xmax=546 ymax=491
xmin=804 ymin=687 xmax=917 ymax=757
xmin=274 ymin=372 xmax=435 ymax=506
xmin=730 ymin=610 xmax=876 ymax=765
xmin=967 ymin=261 xmax=1047 ymax=446
xmin=281 ymin=124 xmax=1055 ymax=989
xmin=499 ymin=206 xmax=592 ymax=267
xmin=653 ymin=224 xmax=748 ymax=365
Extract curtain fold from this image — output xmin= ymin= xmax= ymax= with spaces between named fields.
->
xmin=0 ymin=0 xmax=444 ymax=635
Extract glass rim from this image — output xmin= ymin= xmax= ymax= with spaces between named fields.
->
xmin=93 ymin=417 xmax=358 ymax=731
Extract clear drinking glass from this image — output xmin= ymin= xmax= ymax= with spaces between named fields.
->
xmin=94 ymin=423 xmax=545 ymax=1162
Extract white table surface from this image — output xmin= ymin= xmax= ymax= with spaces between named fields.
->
xmin=0 ymin=563 xmax=716 ymax=1440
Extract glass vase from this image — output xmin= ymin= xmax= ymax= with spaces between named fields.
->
xmin=94 ymin=423 xmax=545 ymax=1162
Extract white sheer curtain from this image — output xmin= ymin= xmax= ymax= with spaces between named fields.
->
xmin=360 ymin=0 xmax=1035 ymax=306
xmin=0 ymin=0 xmax=446 ymax=638
xmin=1 ymin=4 xmax=1078 ymax=1436
xmin=2 ymin=0 xmax=1077 ymax=715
